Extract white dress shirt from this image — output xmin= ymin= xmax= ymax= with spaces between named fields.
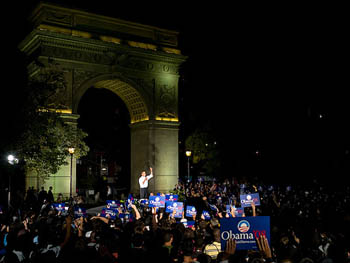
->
xmin=139 ymin=173 xmax=153 ymax=188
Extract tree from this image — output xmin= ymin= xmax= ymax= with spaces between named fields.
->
xmin=185 ymin=129 xmax=221 ymax=177
xmin=15 ymin=66 xmax=89 ymax=186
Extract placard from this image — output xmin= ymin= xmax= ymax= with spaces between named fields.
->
xmin=74 ymin=207 xmax=87 ymax=218
xmin=185 ymin=206 xmax=197 ymax=217
xmin=165 ymin=201 xmax=183 ymax=218
xmin=226 ymin=205 xmax=244 ymax=217
xmin=53 ymin=203 xmax=65 ymax=211
xmin=182 ymin=220 xmax=195 ymax=228
xmin=220 ymin=216 xmax=270 ymax=250
xmin=149 ymin=196 xmax=165 ymax=208
xmin=202 ymin=210 xmax=211 ymax=220
xmin=165 ymin=194 xmax=178 ymax=202
xmin=106 ymin=200 xmax=120 ymax=208
xmin=240 ymin=193 xmax=261 ymax=208
xmin=101 ymin=208 xmax=117 ymax=219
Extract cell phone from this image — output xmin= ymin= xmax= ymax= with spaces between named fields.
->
xmin=33 ymin=236 xmax=39 ymax=244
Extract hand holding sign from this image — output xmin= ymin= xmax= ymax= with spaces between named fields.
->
xmin=256 ymin=235 xmax=272 ymax=259
xmin=225 ymin=238 xmax=237 ymax=256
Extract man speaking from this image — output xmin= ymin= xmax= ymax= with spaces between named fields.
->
xmin=139 ymin=167 xmax=153 ymax=199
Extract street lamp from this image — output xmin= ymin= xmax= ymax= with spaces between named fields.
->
xmin=7 ymin=154 xmax=18 ymax=208
xmin=185 ymin=150 xmax=192 ymax=182
xmin=68 ymin=147 xmax=75 ymax=199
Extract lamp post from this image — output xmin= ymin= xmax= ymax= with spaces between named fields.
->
xmin=7 ymin=154 xmax=19 ymax=208
xmin=185 ymin=150 xmax=192 ymax=182
xmin=68 ymin=147 xmax=75 ymax=199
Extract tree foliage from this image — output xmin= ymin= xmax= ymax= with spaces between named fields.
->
xmin=15 ymin=66 xmax=89 ymax=184
xmin=185 ymin=129 xmax=221 ymax=176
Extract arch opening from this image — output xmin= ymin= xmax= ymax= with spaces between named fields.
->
xmin=94 ymin=79 xmax=149 ymax=124
xmin=77 ymin=85 xmax=132 ymax=198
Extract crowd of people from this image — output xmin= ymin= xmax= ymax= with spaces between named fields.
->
xmin=0 ymin=176 xmax=350 ymax=263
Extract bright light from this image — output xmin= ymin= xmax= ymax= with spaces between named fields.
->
xmin=68 ymin=147 xmax=75 ymax=154
xmin=7 ymin=155 xmax=18 ymax=165
xmin=186 ymin=151 xmax=192 ymax=157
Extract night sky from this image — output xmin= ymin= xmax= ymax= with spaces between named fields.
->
xmin=1 ymin=1 xmax=349 ymax=186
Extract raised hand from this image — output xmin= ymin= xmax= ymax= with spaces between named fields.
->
xmin=256 ymin=235 xmax=272 ymax=259
xmin=225 ymin=238 xmax=236 ymax=255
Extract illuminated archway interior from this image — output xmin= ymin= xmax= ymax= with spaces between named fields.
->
xmin=94 ymin=79 xmax=149 ymax=124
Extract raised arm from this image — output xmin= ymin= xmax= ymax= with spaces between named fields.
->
xmin=131 ymin=204 xmax=141 ymax=220
xmin=91 ymin=215 xmax=109 ymax=224
xmin=251 ymin=201 xmax=256 ymax=217
xmin=60 ymin=215 xmax=72 ymax=248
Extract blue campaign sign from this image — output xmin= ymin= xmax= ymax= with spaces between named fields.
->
xmin=101 ymin=208 xmax=117 ymax=219
xmin=119 ymin=212 xmax=134 ymax=223
xmin=209 ymin=204 xmax=218 ymax=211
xmin=235 ymin=208 xmax=244 ymax=217
xmin=53 ymin=203 xmax=65 ymax=211
xmin=128 ymin=194 xmax=134 ymax=203
xmin=226 ymin=205 xmax=245 ymax=217
xmin=186 ymin=206 xmax=197 ymax=217
xmin=165 ymin=201 xmax=184 ymax=218
xmin=107 ymin=200 xmax=120 ymax=208
xmin=220 ymin=216 xmax=270 ymax=250
xmin=139 ymin=199 xmax=148 ymax=207
xmin=240 ymin=193 xmax=261 ymax=208
xmin=202 ymin=210 xmax=211 ymax=220
xmin=182 ymin=220 xmax=195 ymax=228
xmin=74 ymin=207 xmax=87 ymax=218
xmin=149 ymin=196 xmax=166 ymax=207
xmin=165 ymin=194 xmax=178 ymax=202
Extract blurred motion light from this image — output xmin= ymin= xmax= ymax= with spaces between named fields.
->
xmin=7 ymin=155 xmax=18 ymax=165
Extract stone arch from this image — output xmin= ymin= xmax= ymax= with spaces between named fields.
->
xmin=20 ymin=2 xmax=186 ymax=196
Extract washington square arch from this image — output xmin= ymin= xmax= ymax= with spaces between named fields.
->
xmin=19 ymin=3 xmax=186 ymax=197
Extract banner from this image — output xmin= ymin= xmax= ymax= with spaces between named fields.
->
xmin=149 ymin=196 xmax=166 ymax=208
xmin=240 ymin=193 xmax=261 ymax=208
xmin=220 ymin=216 xmax=270 ymax=250
xmin=165 ymin=201 xmax=183 ymax=218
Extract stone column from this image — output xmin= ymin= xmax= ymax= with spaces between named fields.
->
xmin=130 ymin=120 xmax=179 ymax=195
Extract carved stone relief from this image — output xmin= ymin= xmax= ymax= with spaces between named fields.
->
xmin=156 ymin=83 xmax=177 ymax=119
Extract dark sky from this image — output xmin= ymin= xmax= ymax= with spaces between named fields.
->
xmin=2 ymin=1 xmax=349 ymax=184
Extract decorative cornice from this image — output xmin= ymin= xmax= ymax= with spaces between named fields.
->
xmin=29 ymin=2 xmax=180 ymax=48
xmin=19 ymin=29 xmax=186 ymax=75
